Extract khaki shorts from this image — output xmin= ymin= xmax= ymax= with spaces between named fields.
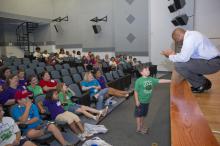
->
xmin=55 ymin=111 xmax=80 ymax=124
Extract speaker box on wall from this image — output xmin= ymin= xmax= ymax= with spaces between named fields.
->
xmin=92 ymin=25 xmax=102 ymax=34
xmin=171 ymin=18 xmax=179 ymax=26
xmin=171 ymin=14 xmax=188 ymax=26
xmin=174 ymin=0 xmax=186 ymax=9
xmin=168 ymin=4 xmax=177 ymax=13
xmin=176 ymin=14 xmax=188 ymax=25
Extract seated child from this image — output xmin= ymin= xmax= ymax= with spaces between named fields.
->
xmin=11 ymin=90 xmax=73 ymax=146
xmin=57 ymin=83 xmax=108 ymax=121
xmin=95 ymin=70 xmax=129 ymax=98
xmin=17 ymin=69 xmax=28 ymax=89
xmin=43 ymin=90 xmax=92 ymax=141
xmin=0 ymin=105 xmax=37 ymax=146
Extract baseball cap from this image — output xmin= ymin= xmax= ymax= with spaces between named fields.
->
xmin=15 ymin=90 xmax=32 ymax=101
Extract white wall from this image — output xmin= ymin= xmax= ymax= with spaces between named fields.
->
xmin=52 ymin=0 xmax=114 ymax=48
xmin=52 ymin=0 xmax=82 ymax=45
xmin=113 ymin=0 xmax=149 ymax=54
xmin=0 ymin=0 xmax=53 ymax=19
xmin=194 ymin=0 xmax=220 ymax=50
xmin=149 ymin=0 xmax=194 ymax=71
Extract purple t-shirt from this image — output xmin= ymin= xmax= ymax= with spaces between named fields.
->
xmin=97 ymin=76 xmax=107 ymax=89
xmin=0 ymin=87 xmax=17 ymax=105
xmin=43 ymin=99 xmax=65 ymax=120
xmin=18 ymin=79 xmax=27 ymax=87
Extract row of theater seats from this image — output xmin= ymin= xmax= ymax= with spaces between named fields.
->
xmin=1 ymin=58 xmax=132 ymax=145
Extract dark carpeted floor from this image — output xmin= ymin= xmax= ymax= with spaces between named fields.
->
xmin=77 ymin=83 xmax=171 ymax=146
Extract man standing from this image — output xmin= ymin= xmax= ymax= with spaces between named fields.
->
xmin=161 ymin=28 xmax=220 ymax=93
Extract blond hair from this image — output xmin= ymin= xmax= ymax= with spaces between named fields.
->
xmin=83 ymin=72 xmax=92 ymax=82
xmin=56 ymin=82 xmax=64 ymax=93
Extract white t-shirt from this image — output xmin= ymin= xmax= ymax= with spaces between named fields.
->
xmin=42 ymin=53 xmax=50 ymax=58
xmin=0 ymin=117 xmax=20 ymax=145
xmin=59 ymin=54 xmax=67 ymax=59
xmin=33 ymin=52 xmax=41 ymax=58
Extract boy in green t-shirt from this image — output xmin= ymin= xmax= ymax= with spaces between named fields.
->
xmin=134 ymin=65 xmax=170 ymax=134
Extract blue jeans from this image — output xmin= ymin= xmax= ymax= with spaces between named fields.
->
xmin=93 ymin=88 xmax=109 ymax=110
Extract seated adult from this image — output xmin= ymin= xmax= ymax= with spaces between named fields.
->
xmin=57 ymin=83 xmax=108 ymax=121
xmin=104 ymin=54 xmax=110 ymax=63
xmin=76 ymin=51 xmax=81 ymax=60
xmin=33 ymin=47 xmax=42 ymax=60
xmin=95 ymin=70 xmax=129 ymax=98
xmin=58 ymin=48 xmax=67 ymax=59
xmin=39 ymin=71 xmax=57 ymax=93
xmin=0 ymin=74 xmax=18 ymax=106
xmin=0 ymin=67 xmax=11 ymax=81
xmin=109 ymin=57 xmax=117 ymax=70
xmin=11 ymin=91 xmax=73 ymax=146
xmin=0 ymin=105 xmax=37 ymax=146
xmin=81 ymin=72 xmax=108 ymax=110
xmin=161 ymin=28 xmax=220 ymax=93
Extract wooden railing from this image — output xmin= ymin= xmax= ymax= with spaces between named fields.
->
xmin=170 ymin=81 xmax=219 ymax=146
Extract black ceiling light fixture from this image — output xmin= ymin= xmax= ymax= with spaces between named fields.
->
xmin=52 ymin=16 xmax=68 ymax=22
xmin=90 ymin=16 xmax=107 ymax=23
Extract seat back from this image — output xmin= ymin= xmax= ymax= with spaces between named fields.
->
xmin=77 ymin=66 xmax=85 ymax=73
xmin=60 ymin=69 xmax=70 ymax=76
xmin=118 ymin=69 xmax=125 ymax=77
xmin=25 ymin=68 xmax=36 ymax=78
xmin=50 ymin=70 xmax=61 ymax=80
xmin=105 ymin=72 xmax=114 ymax=82
xmin=69 ymin=67 xmax=78 ymax=74
xmin=38 ymin=62 xmax=46 ymax=67
xmin=28 ymin=63 xmax=38 ymax=69
xmin=55 ymin=64 xmax=63 ymax=71
xmin=45 ymin=65 xmax=54 ymax=72
xmin=63 ymin=63 xmax=70 ymax=69
xmin=72 ymin=73 xmax=82 ymax=83
xmin=62 ymin=76 xmax=74 ymax=86
xmin=35 ymin=67 xmax=45 ymax=75
xmin=69 ymin=84 xmax=82 ymax=97
xmin=112 ymin=71 xmax=120 ymax=79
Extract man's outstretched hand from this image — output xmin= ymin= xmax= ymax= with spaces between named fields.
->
xmin=161 ymin=49 xmax=175 ymax=58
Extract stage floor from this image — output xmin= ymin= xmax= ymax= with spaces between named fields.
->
xmin=194 ymin=72 xmax=220 ymax=144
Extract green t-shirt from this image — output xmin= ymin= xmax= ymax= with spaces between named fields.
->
xmin=58 ymin=91 xmax=76 ymax=111
xmin=134 ymin=77 xmax=159 ymax=103
xmin=27 ymin=85 xmax=43 ymax=97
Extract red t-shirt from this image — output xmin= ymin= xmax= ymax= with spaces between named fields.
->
xmin=39 ymin=79 xmax=57 ymax=93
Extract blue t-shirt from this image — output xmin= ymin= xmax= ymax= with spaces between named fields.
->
xmin=96 ymin=76 xmax=107 ymax=89
xmin=43 ymin=99 xmax=65 ymax=120
xmin=81 ymin=79 xmax=100 ymax=96
xmin=0 ymin=87 xmax=17 ymax=105
xmin=12 ymin=104 xmax=42 ymax=133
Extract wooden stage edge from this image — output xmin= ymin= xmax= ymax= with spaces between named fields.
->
xmin=170 ymin=78 xmax=219 ymax=146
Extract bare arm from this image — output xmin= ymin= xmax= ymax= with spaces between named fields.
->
xmin=42 ymin=86 xmax=57 ymax=92
xmin=134 ymin=91 xmax=140 ymax=107
xmin=4 ymin=99 xmax=15 ymax=106
xmin=18 ymin=102 xmax=31 ymax=123
xmin=159 ymin=79 xmax=171 ymax=83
